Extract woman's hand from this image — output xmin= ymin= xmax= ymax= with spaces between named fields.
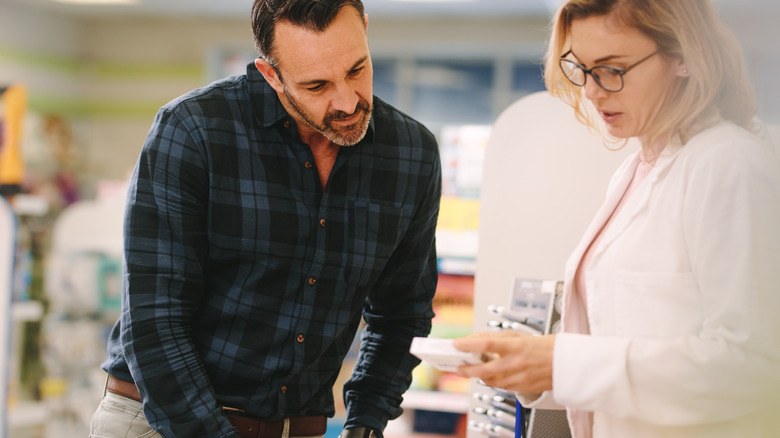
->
xmin=453 ymin=331 xmax=556 ymax=394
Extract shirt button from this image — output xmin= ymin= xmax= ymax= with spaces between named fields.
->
xmin=297 ymin=334 xmax=305 ymax=343
xmin=283 ymin=120 xmax=290 ymax=128
xmin=281 ymin=386 xmax=287 ymax=394
xmin=308 ymin=277 xmax=317 ymax=286
xmin=319 ymin=218 xmax=326 ymax=227
xmin=304 ymin=161 xmax=313 ymax=169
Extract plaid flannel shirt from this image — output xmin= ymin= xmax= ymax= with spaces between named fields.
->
xmin=102 ymin=62 xmax=441 ymax=438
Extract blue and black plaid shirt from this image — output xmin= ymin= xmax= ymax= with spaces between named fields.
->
xmin=102 ymin=62 xmax=441 ymax=438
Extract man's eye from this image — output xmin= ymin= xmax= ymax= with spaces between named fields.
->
xmin=308 ymin=84 xmax=324 ymax=91
xmin=349 ymin=67 xmax=364 ymax=76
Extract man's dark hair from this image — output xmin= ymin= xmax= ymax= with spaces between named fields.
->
xmin=251 ymin=0 xmax=366 ymax=68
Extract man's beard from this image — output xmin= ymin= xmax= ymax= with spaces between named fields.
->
xmin=283 ymin=86 xmax=372 ymax=147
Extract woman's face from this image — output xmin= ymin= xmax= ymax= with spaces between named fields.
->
xmin=568 ymin=14 xmax=685 ymax=141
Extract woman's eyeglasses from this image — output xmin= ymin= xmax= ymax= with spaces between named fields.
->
xmin=559 ymin=51 xmax=658 ymax=92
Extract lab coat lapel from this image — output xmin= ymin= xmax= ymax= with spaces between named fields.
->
xmin=561 ymin=153 xmax=640 ymax=334
xmin=566 ymin=153 xmax=640 ymax=276
xmin=596 ymin=145 xmax=683 ymax=253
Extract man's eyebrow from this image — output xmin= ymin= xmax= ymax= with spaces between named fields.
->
xmin=297 ymin=78 xmax=327 ymax=87
xmin=296 ymin=56 xmax=369 ymax=87
xmin=350 ymin=56 xmax=369 ymax=70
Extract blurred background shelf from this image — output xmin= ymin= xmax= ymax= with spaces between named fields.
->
xmin=8 ymin=402 xmax=48 ymax=429
xmin=403 ymin=390 xmax=471 ymax=414
xmin=12 ymin=301 xmax=44 ymax=322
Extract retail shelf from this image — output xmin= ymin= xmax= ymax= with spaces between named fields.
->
xmin=402 ymin=390 xmax=470 ymax=414
xmin=10 ymin=194 xmax=49 ymax=217
xmin=12 ymin=301 xmax=44 ymax=322
xmin=8 ymin=401 xmax=48 ymax=428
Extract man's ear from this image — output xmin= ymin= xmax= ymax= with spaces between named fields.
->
xmin=254 ymin=58 xmax=284 ymax=93
xmin=364 ymin=13 xmax=369 ymax=31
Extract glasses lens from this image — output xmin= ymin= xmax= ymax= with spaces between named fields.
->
xmin=559 ymin=59 xmax=585 ymax=86
xmin=591 ymin=67 xmax=623 ymax=92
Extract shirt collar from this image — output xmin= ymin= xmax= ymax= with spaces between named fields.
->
xmin=246 ymin=59 xmax=376 ymax=143
xmin=247 ymin=60 xmax=288 ymax=128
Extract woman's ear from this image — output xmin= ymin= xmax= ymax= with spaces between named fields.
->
xmin=677 ymin=63 xmax=691 ymax=78
xmin=254 ymin=58 xmax=284 ymax=93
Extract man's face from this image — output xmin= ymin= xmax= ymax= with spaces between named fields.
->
xmin=259 ymin=6 xmax=373 ymax=146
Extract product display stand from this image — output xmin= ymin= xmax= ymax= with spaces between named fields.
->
xmin=0 ymin=196 xmax=18 ymax=438
xmin=469 ymin=279 xmax=571 ymax=438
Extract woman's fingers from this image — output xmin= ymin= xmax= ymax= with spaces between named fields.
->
xmin=455 ymin=334 xmax=556 ymax=393
xmin=453 ymin=330 xmax=526 ymax=354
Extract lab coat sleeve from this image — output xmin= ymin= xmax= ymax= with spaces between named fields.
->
xmin=550 ymin=129 xmax=780 ymax=426
xmin=516 ymin=391 xmax=564 ymax=410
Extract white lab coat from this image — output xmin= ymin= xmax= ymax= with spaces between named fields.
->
xmin=521 ymin=120 xmax=780 ymax=438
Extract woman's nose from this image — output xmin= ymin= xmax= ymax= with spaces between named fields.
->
xmin=583 ymin=74 xmax=607 ymax=102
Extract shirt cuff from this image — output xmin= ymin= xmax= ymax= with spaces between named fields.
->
xmin=344 ymin=401 xmax=391 ymax=438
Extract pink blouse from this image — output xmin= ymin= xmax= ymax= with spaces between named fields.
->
xmin=574 ymin=154 xmax=655 ymax=311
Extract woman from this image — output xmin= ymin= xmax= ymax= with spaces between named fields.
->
xmin=454 ymin=1 xmax=780 ymax=437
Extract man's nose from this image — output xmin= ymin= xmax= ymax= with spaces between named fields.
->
xmin=331 ymin=82 xmax=359 ymax=115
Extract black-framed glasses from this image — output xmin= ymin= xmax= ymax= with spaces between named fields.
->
xmin=559 ymin=50 xmax=658 ymax=92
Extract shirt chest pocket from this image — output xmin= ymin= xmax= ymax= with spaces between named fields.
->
xmin=614 ymin=271 xmax=703 ymax=339
xmin=345 ymin=201 xmax=406 ymax=286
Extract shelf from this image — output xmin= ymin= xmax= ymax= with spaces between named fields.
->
xmin=8 ymin=401 xmax=48 ymax=428
xmin=12 ymin=301 xmax=44 ymax=322
xmin=402 ymin=390 xmax=470 ymax=414
xmin=10 ymin=194 xmax=49 ymax=217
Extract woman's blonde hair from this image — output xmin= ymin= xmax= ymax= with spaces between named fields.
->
xmin=544 ymin=0 xmax=757 ymax=148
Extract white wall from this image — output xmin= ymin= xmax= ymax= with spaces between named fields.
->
xmin=81 ymin=17 xmax=251 ymax=185
xmin=0 ymin=3 xmax=85 ymax=58
xmin=368 ymin=17 xmax=549 ymax=59
xmin=0 ymin=3 xmax=86 ymax=107
xmin=721 ymin=11 xmax=780 ymax=124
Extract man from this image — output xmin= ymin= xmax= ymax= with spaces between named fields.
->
xmin=89 ymin=1 xmax=441 ymax=437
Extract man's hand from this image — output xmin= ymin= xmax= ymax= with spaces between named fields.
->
xmin=340 ymin=427 xmax=379 ymax=438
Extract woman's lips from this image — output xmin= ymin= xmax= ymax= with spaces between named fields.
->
xmin=600 ymin=110 xmax=622 ymax=124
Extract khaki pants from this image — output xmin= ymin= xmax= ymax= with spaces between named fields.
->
xmin=89 ymin=391 xmax=326 ymax=438
xmin=89 ymin=392 xmax=162 ymax=438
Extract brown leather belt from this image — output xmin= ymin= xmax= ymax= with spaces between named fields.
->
xmin=106 ymin=374 xmax=142 ymax=402
xmin=106 ymin=375 xmax=326 ymax=438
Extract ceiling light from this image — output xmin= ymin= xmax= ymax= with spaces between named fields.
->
xmin=391 ymin=0 xmax=475 ymax=2
xmin=51 ymin=0 xmax=138 ymax=5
